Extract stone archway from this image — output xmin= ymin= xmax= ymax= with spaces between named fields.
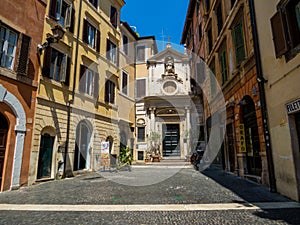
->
xmin=106 ymin=136 xmax=116 ymax=166
xmin=0 ymin=85 xmax=26 ymax=189
xmin=74 ymin=120 xmax=92 ymax=171
xmin=37 ymin=127 xmax=56 ymax=179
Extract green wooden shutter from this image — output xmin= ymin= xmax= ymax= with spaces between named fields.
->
xmin=219 ymin=50 xmax=228 ymax=85
xmin=233 ymin=20 xmax=245 ymax=66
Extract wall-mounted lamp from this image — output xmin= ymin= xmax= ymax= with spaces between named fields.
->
xmin=257 ymin=77 xmax=268 ymax=83
xmin=237 ymin=99 xmax=247 ymax=106
xmin=252 ymin=86 xmax=258 ymax=96
xmin=37 ymin=25 xmax=65 ymax=54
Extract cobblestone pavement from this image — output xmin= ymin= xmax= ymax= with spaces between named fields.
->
xmin=0 ymin=165 xmax=299 ymax=224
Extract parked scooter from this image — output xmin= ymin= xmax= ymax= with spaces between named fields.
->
xmin=190 ymin=149 xmax=204 ymax=170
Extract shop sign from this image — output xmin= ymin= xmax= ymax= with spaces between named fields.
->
xmin=286 ymin=99 xmax=300 ymax=114
xmin=239 ymin=124 xmax=246 ymax=153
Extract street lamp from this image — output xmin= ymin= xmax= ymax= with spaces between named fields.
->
xmin=37 ymin=25 xmax=65 ymax=54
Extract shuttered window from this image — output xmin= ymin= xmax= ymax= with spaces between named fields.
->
xmin=49 ymin=0 xmax=73 ymax=30
xmin=205 ymin=0 xmax=210 ymax=12
xmin=232 ymin=20 xmax=245 ymax=67
xmin=216 ymin=2 xmax=223 ymax=35
xmin=270 ymin=11 xmax=288 ymax=58
xmin=270 ymin=0 xmax=300 ymax=59
xmin=231 ymin=0 xmax=236 ymax=8
xmin=0 ymin=25 xmax=18 ymax=70
xmin=110 ymin=6 xmax=118 ymax=28
xmin=122 ymin=71 xmax=128 ymax=95
xmin=88 ymin=0 xmax=98 ymax=8
xmin=196 ymin=61 xmax=205 ymax=84
xmin=136 ymin=45 xmax=145 ymax=62
xmin=83 ymin=20 xmax=100 ymax=52
xmin=105 ymin=80 xmax=115 ymax=104
xmin=42 ymin=47 xmax=70 ymax=85
xmin=17 ymin=34 xmax=31 ymax=75
xmin=122 ymin=34 xmax=129 ymax=55
xmin=199 ymin=22 xmax=203 ymax=41
xmin=137 ymin=127 xmax=145 ymax=142
xmin=209 ymin=61 xmax=216 ymax=98
xmin=219 ymin=49 xmax=228 ymax=85
xmin=106 ymin=39 xmax=117 ymax=64
xmin=207 ymin=26 xmax=213 ymax=53
xmin=136 ymin=79 xmax=146 ymax=98
xmin=79 ymin=65 xmax=99 ymax=98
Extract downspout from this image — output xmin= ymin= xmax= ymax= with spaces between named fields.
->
xmin=64 ymin=0 xmax=83 ymax=177
xmin=248 ymin=0 xmax=276 ymax=192
xmin=133 ymin=41 xmax=137 ymax=160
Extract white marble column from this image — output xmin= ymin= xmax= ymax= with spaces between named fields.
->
xmin=185 ymin=106 xmax=191 ymax=156
xmin=150 ymin=107 xmax=156 ymax=132
xmin=11 ymin=129 xmax=26 ymax=189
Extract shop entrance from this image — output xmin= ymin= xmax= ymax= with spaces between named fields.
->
xmin=241 ymin=96 xmax=262 ymax=176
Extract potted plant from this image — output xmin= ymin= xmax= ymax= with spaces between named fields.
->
xmin=144 ymin=150 xmax=151 ymax=162
xmin=149 ymin=131 xmax=161 ymax=162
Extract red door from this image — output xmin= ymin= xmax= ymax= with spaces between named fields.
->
xmin=0 ymin=113 xmax=8 ymax=188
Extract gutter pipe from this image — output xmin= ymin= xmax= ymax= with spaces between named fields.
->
xmin=64 ymin=0 xmax=83 ymax=177
xmin=248 ymin=0 xmax=277 ymax=192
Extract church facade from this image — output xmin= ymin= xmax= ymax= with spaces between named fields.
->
xmin=134 ymin=44 xmax=198 ymax=161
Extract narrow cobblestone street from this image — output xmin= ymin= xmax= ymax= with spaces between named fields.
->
xmin=0 ymin=164 xmax=299 ymax=224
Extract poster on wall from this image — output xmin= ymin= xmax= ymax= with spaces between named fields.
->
xmin=239 ymin=124 xmax=246 ymax=153
xmin=100 ymin=141 xmax=110 ymax=168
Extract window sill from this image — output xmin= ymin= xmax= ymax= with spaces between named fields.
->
xmin=285 ymin=45 xmax=300 ymax=62
xmin=135 ymin=61 xmax=146 ymax=65
xmin=0 ymin=67 xmax=38 ymax=87
xmin=118 ymin=91 xmax=135 ymax=102
xmin=40 ymin=76 xmax=70 ymax=90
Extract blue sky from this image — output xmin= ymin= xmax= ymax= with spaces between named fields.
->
xmin=121 ymin=1 xmax=189 ymax=49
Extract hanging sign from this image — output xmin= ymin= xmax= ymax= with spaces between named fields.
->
xmin=239 ymin=124 xmax=246 ymax=153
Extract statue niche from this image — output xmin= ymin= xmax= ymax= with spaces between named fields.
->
xmin=162 ymin=56 xmax=182 ymax=83
xmin=164 ymin=56 xmax=175 ymax=75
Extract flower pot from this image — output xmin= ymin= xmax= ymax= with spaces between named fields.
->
xmin=152 ymin=155 xmax=160 ymax=162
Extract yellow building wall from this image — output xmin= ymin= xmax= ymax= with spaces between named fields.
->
xmin=254 ymin=0 xmax=300 ymax=201
xmin=32 ymin=0 xmax=125 ymax=182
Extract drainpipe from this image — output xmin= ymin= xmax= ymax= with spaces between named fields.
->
xmin=64 ymin=0 xmax=83 ymax=177
xmin=248 ymin=0 xmax=276 ymax=192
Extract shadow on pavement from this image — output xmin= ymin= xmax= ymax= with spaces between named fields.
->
xmin=201 ymin=166 xmax=300 ymax=224
xmin=253 ymin=209 xmax=300 ymax=225
xmin=201 ymin=166 xmax=289 ymax=203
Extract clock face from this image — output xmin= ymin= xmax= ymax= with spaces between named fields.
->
xmin=162 ymin=80 xmax=178 ymax=95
